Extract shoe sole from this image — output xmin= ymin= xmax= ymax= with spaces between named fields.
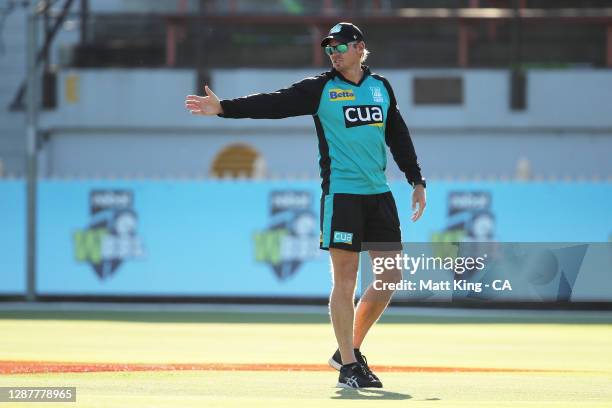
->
xmin=336 ymin=382 xmax=383 ymax=389
xmin=328 ymin=357 xmax=342 ymax=371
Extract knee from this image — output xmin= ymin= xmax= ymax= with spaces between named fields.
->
xmin=332 ymin=280 xmax=356 ymax=300
xmin=331 ymin=265 xmax=358 ymax=299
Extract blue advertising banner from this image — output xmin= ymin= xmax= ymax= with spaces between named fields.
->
xmin=0 ymin=181 xmax=26 ymax=294
xmin=391 ymin=181 xmax=612 ymax=243
xmin=36 ymin=180 xmax=612 ymax=299
xmin=36 ymin=180 xmax=331 ymax=296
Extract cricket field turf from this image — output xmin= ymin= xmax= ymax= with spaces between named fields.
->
xmin=0 ymin=307 xmax=611 ymax=407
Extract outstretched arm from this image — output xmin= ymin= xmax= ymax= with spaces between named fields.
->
xmin=185 ymin=75 xmax=328 ymax=119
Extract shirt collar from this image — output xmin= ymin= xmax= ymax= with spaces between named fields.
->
xmin=330 ymin=65 xmax=371 ymax=87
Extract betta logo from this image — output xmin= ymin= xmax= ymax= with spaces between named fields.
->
xmin=343 ymin=105 xmax=383 ymax=128
xmin=329 ymin=89 xmax=355 ymax=101
xmin=253 ymin=191 xmax=319 ymax=280
xmin=73 ymin=190 xmax=145 ymax=280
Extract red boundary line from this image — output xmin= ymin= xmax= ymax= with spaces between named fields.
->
xmin=0 ymin=361 xmax=567 ymax=375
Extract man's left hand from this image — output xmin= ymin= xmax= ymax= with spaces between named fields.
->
xmin=411 ymin=184 xmax=426 ymax=222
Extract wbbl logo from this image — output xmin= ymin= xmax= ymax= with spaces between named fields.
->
xmin=432 ymin=191 xmax=496 ymax=243
xmin=73 ymin=190 xmax=145 ymax=280
xmin=343 ymin=105 xmax=383 ymax=128
xmin=430 ymin=191 xmax=495 ymax=270
xmin=253 ymin=191 xmax=319 ymax=280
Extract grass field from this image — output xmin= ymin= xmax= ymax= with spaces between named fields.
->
xmin=1 ymin=307 xmax=611 ymax=407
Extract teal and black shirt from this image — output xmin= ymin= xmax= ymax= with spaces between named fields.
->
xmin=219 ymin=66 xmax=425 ymax=195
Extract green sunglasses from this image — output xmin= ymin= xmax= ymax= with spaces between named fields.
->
xmin=324 ymin=42 xmax=356 ymax=56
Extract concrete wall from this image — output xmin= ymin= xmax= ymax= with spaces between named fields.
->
xmin=42 ymin=68 xmax=612 ymax=129
xmin=38 ymin=68 xmax=612 ymax=179
xmin=40 ymin=130 xmax=320 ymax=179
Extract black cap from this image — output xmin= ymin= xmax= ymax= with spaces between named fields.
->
xmin=320 ymin=22 xmax=364 ymax=47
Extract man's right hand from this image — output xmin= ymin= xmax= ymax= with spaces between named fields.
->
xmin=185 ymin=85 xmax=223 ymax=116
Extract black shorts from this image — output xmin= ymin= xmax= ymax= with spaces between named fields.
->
xmin=320 ymin=191 xmax=402 ymax=253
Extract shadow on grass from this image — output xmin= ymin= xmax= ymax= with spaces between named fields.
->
xmin=332 ymin=388 xmax=414 ymax=400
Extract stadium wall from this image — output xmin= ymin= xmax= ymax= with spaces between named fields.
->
xmin=39 ymin=129 xmax=612 ymax=180
xmin=41 ymin=68 xmax=612 ymax=128
xmin=38 ymin=68 xmax=612 ymax=179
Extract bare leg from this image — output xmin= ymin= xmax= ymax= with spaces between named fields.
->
xmin=353 ymin=250 xmax=402 ymax=349
xmin=329 ymin=248 xmax=359 ymax=365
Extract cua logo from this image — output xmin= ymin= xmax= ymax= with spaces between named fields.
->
xmin=343 ymin=105 xmax=383 ymax=128
xmin=333 ymin=231 xmax=353 ymax=244
xmin=253 ymin=191 xmax=319 ymax=280
xmin=73 ymin=190 xmax=145 ymax=280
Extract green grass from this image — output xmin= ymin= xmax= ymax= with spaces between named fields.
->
xmin=1 ymin=310 xmax=611 ymax=407
xmin=3 ymin=371 xmax=612 ymax=408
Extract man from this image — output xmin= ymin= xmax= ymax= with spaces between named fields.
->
xmin=185 ymin=22 xmax=426 ymax=389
